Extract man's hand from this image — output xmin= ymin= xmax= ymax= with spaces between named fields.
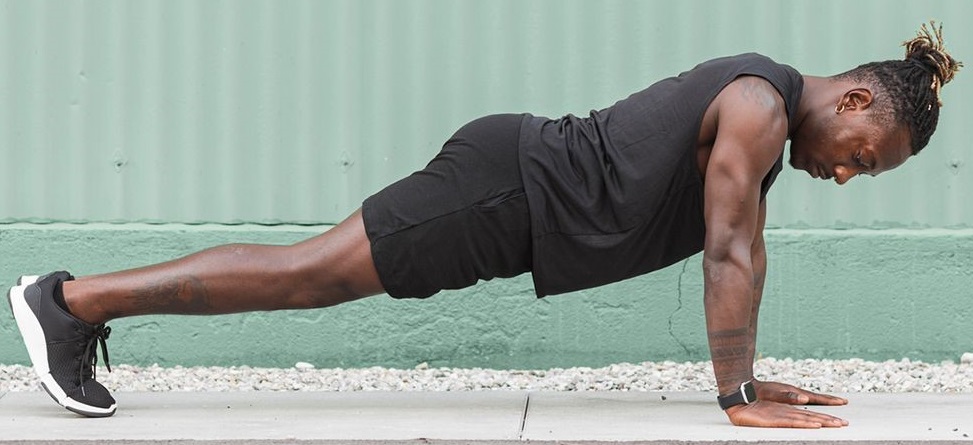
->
xmin=725 ymin=400 xmax=849 ymax=428
xmin=753 ymin=380 xmax=849 ymax=406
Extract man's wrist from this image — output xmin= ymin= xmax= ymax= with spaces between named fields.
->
xmin=717 ymin=380 xmax=757 ymax=410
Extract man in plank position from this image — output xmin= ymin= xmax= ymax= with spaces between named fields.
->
xmin=8 ymin=23 xmax=961 ymax=427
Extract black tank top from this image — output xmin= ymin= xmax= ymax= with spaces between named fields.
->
xmin=518 ymin=53 xmax=804 ymax=297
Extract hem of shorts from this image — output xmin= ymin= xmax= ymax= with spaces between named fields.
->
xmin=360 ymin=199 xmax=398 ymax=298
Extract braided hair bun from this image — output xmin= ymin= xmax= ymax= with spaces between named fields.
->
xmin=903 ymin=21 xmax=962 ymax=107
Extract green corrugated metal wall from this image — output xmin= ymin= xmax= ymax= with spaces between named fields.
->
xmin=1 ymin=0 xmax=970 ymax=227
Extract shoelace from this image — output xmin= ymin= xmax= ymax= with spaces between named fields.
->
xmin=79 ymin=324 xmax=112 ymax=395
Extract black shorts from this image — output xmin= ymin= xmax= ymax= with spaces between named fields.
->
xmin=361 ymin=114 xmax=531 ymax=298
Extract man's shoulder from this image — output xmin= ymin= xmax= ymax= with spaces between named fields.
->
xmin=690 ymin=52 xmax=793 ymax=78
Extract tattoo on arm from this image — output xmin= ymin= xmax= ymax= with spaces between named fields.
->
xmin=129 ymin=275 xmax=212 ymax=314
xmin=709 ymin=327 xmax=753 ymax=392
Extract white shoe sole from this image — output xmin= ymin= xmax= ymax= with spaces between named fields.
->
xmin=8 ymin=275 xmax=116 ymax=417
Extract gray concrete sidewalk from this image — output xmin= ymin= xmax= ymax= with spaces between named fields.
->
xmin=0 ymin=390 xmax=971 ymax=443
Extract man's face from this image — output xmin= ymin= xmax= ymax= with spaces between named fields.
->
xmin=789 ymin=112 xmax=913 ymax=185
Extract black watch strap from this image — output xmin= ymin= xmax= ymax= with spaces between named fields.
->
xmin=717 ymin=380 xmax=757 ymax=410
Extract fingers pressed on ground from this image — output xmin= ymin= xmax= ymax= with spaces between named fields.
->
xmin=801 ymin=411 xmax=848 ymax=427
xmin=784 ymin=421 xmax=823 ymax=429
xmin=805 ymin=391 xmax=849 ymax=405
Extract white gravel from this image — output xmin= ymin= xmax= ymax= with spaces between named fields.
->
xmin=2 ymin=357 xmax=972 ymax=393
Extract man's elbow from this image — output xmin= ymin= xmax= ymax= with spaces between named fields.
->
xmin=702 ymin=239 xmax=753 ymax=281
xmin=703 ymin=232 xmax=752 ymax=265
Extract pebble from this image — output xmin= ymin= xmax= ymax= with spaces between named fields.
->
xmin=1 ymin=358 xmax=971 ymax=393
xmin=961 ymin=352 xmax=973 ymax=364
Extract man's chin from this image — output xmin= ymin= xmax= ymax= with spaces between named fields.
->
xmin=787 ymin=155 xmax=801 ymax=170
xmin=786 ymin=145 xmax=800 ymax=169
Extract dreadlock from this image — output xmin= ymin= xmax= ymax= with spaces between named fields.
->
xmin=835 ymin=21 xmax=962 ymax=154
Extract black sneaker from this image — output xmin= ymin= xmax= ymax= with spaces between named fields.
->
xmin=7 ymin=271 xmax=116 ymax=417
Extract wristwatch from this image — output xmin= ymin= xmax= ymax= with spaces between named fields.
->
xmin=717 ymin=380 xmax=757 ymax=410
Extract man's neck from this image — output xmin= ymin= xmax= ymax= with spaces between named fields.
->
xmin=794 ymin=75 xmax=854 ymax=137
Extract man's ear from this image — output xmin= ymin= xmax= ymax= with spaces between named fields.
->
xmin=837 ymin=88 xmax=874 ymax=112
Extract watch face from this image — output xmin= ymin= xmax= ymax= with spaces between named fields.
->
xmin=743 ymin=381 xmax=757 ymax=403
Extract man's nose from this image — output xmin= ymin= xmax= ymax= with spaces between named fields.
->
xmin=834 ymin=166 xmax=854 ymax=185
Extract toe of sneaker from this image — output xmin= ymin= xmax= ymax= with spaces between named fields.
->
xmin=68 ymin=380 xmax=117 ymax=410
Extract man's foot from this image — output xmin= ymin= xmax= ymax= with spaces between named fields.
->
xmin=7 ymin=271 xmax=116 ymax=417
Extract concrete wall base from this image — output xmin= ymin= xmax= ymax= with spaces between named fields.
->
xmin=1 ymin=224 xmax=970 ymax=368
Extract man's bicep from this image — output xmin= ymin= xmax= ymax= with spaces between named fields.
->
xmin=702 ymin=140 xmax=762 ymax=259
xmin=712 ymin=77 xmax=788 ymax=174
xmin=703 ymin=77 xmax=786 ymax=255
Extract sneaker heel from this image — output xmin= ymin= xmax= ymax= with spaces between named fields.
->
xmin=18 ymin=275 xmax=40 ymax=286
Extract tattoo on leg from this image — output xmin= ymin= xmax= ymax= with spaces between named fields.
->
xmin=129 ymin=275 xmax=212 ymax=314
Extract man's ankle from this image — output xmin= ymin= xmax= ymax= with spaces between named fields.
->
xmin=61 ymin=280 xmax=107 ymax=325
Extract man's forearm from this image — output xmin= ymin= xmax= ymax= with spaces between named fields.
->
xmin=746 ymin=244 xmax=767 ymax=379
xmin=703 ymin=255 xmax=756 ymax=395
xmin=708 ymin=325 xmax=752 ymax=393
